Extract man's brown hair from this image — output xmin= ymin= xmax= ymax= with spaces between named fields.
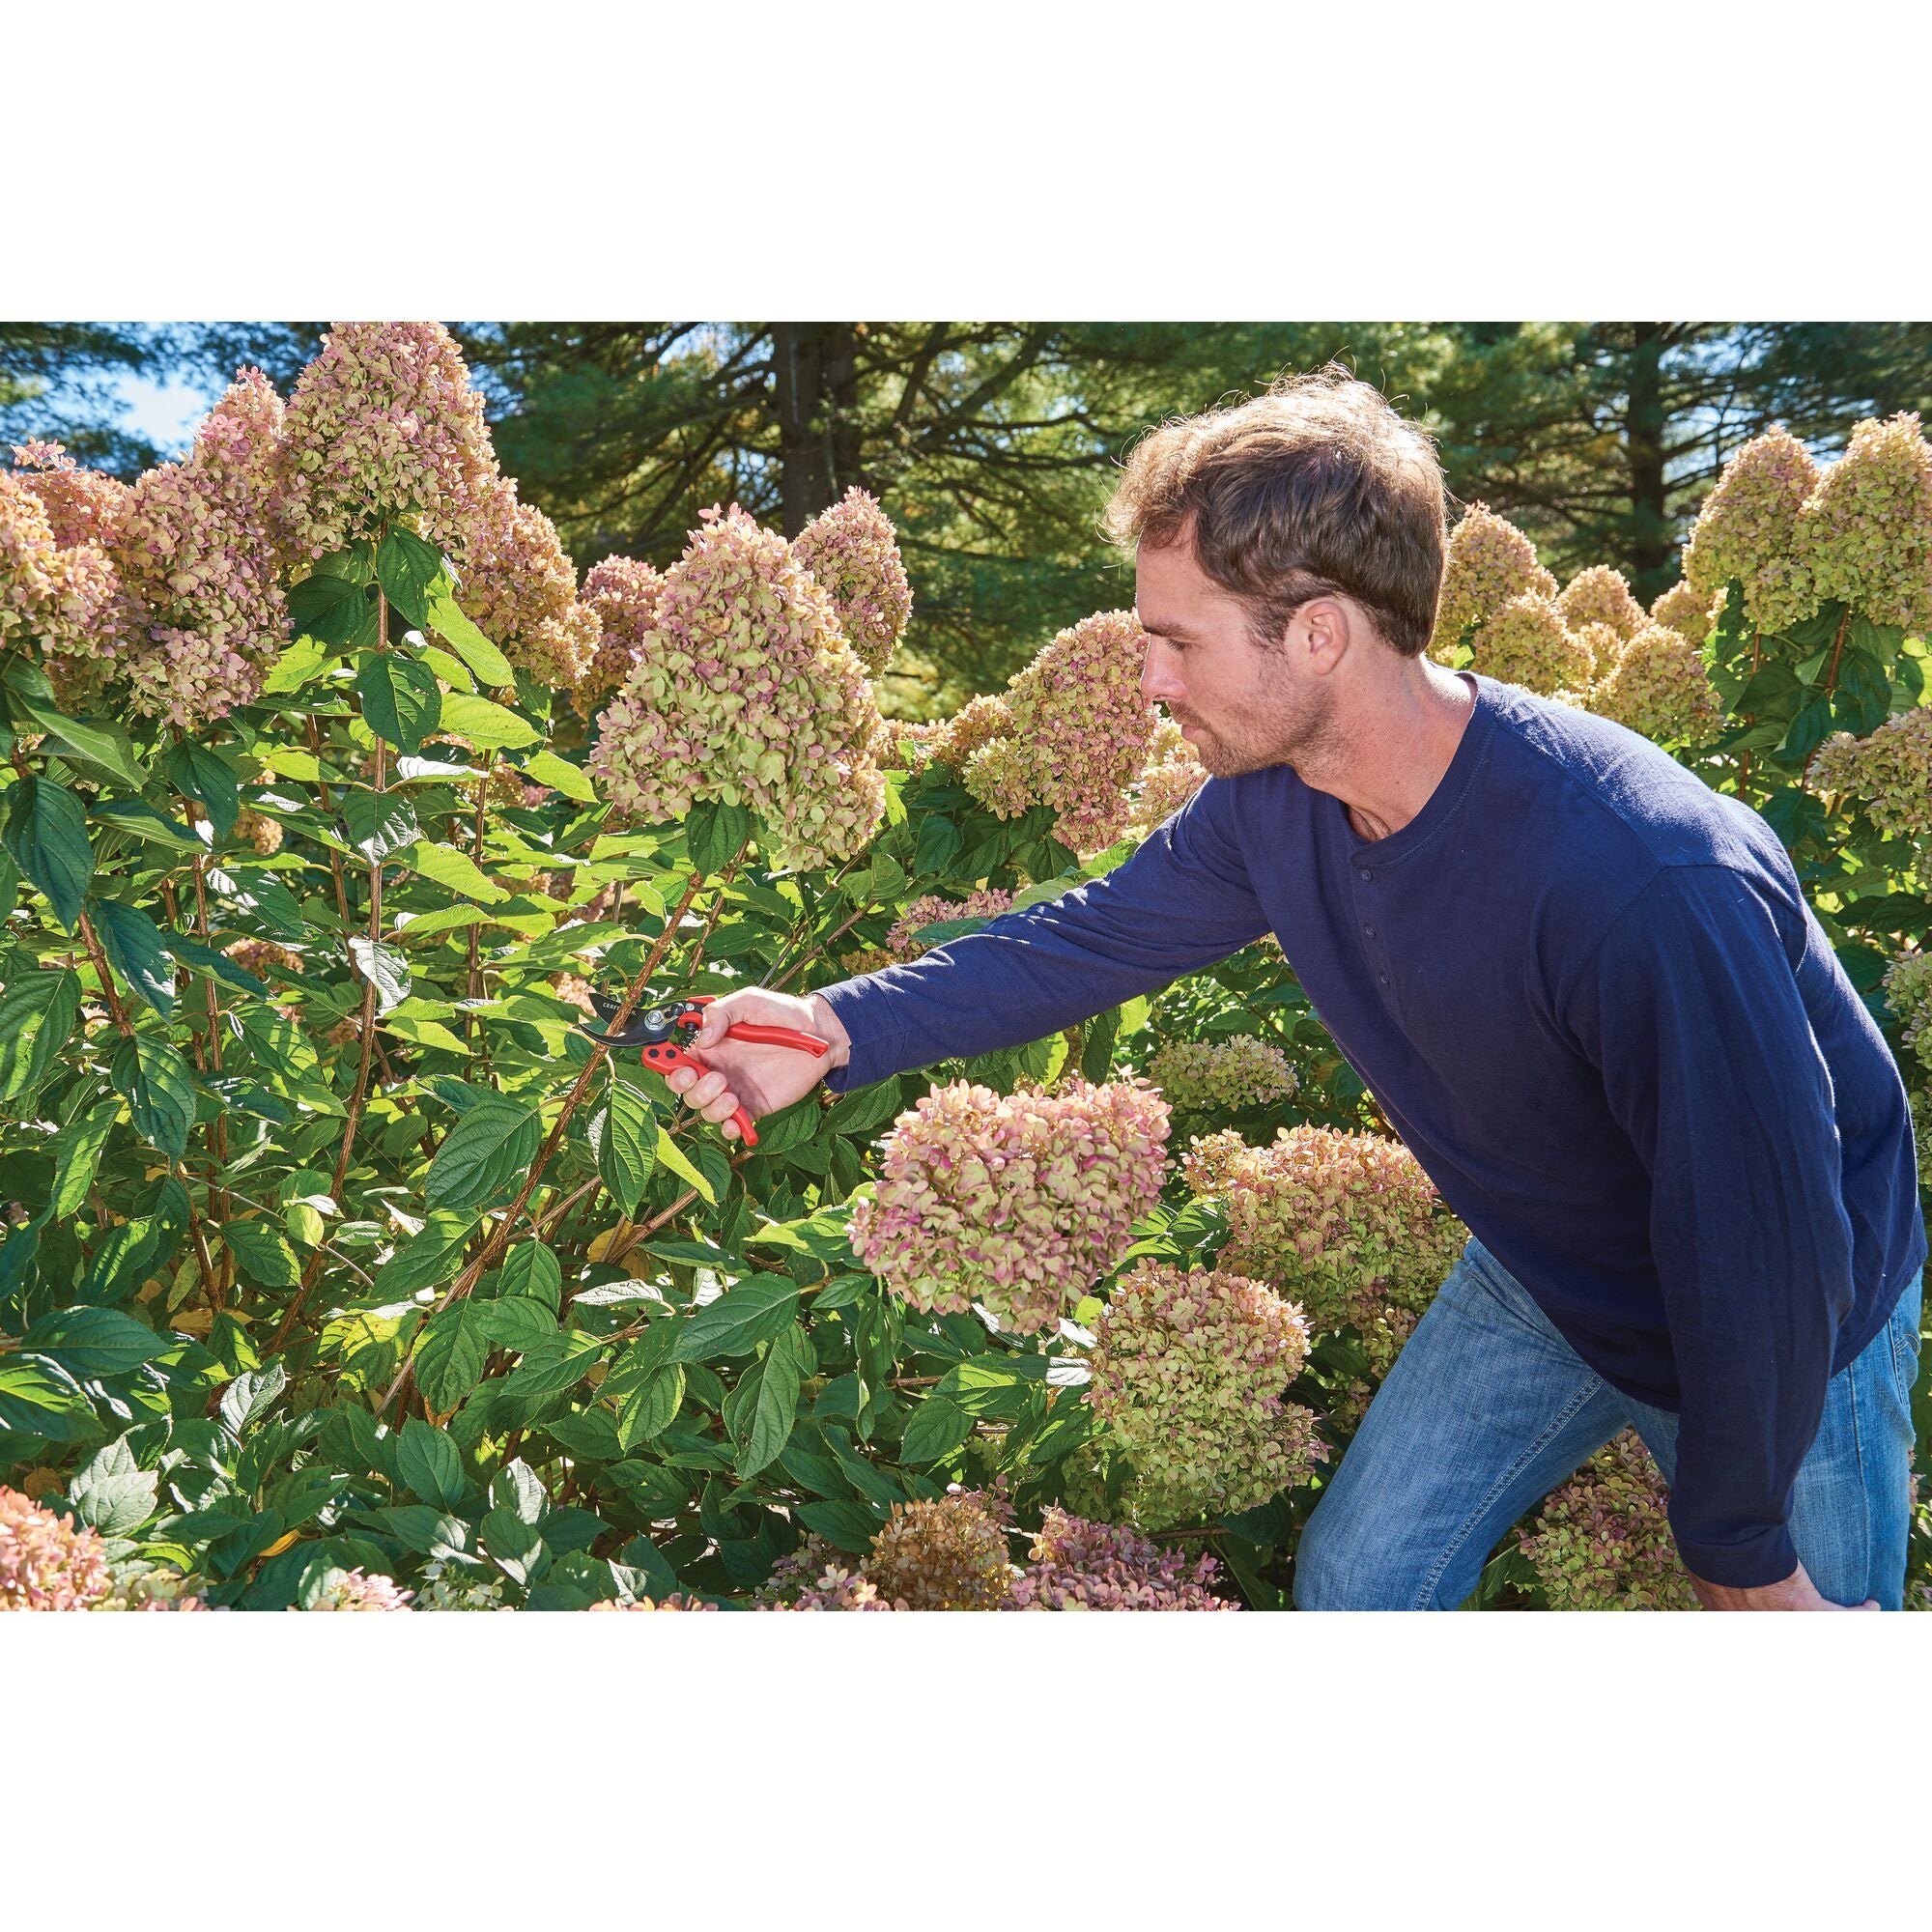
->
xmin=1104 ymin=365 xmax=1447 ymax=659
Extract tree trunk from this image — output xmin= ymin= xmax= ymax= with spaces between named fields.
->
xmin=772 ymin=322 xmax=856 ymax=536
xmin=1626 ymin=323 xmax=1671 ymax=601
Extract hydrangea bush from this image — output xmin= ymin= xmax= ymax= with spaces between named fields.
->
xmin=0 ymin=331 xmax=1924 ymax=1613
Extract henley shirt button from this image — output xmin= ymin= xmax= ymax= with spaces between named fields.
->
xmin=1362 ymin=923 xmax=1377 ymax=939
xmin=1358 ymin=869 xmax=1372 ymax=882
xmin=1378 ymin=974 xmax=1390 ymax=986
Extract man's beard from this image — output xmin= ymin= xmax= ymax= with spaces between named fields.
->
xmin=1175 ymin=662 xmax=1338 ymax=778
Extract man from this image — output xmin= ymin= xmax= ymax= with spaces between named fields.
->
xmin=660 ymin=370 xmax=1926 ymax=1610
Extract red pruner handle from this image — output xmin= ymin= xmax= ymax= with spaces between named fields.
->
xmin=722 ymin=1021 xmax=832 ymax=1057
xmin=637 ymin=1038 xmax=759 ymax=1147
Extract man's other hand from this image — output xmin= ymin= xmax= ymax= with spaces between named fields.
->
xmin=1689 ymin=1559 xmax=1879 ymax=1610
xmin=659 ymin=989 xmax=852 ymax=1143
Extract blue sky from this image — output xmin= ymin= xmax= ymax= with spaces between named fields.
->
xmin=111 ymin=368 xmax=213 ymax=459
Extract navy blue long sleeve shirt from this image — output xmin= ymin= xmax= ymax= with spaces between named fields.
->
xmin=817 ymin=671 xmax=1926 ymax=1588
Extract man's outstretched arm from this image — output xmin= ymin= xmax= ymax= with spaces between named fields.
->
xmin=663 ymin=777 xmax=1273 ymax=1134
xmin=813 ymin=776 xmax=1273 ymax=1094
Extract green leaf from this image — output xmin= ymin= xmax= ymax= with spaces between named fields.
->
xmin=49 ymin=1097 xmax=119 ymax=1217
xmin=163 ymin=742 xmax=241 ymax=838
xmin=288 ymin=565 xmax=377 ymax=649
xmin=221 ymin=1218 xmax=300 ymax=1290
xmin=739 ymin=1324 xmax=806 ymax=1478
xmin=218 ymin=1362 xmax=287 ymax=1434
xmin=897 ymin=1394 xmax=973 ymax=1465
xmin=498 ymin=1331 xmax=602 ymax=1400
xmin=12 ymin=694 xmax=147 ymax=788
xmin=615 ymin=1364 xmax=685 ymax=1450
xmin=374 ymin=1209 xmax=478 ymax=1297
xmin=426 ymin=1095 xmax=541 ymax=1210
xmin=110 ymin=1031 xmax=196 ymax=1157
xmin=413 ymin=1302 xmax=489 ymax=1411
xmin=24 ymin=1305 xmax=166 ymax=1378
xmin=687 ymin=798 xmax=752 ymax=875
xmin=233 ymin=1004 xmax=320 ymax=1079
xmin=0 ymin=967 xmax=81 ymax=1107
xmin=1777 ymin=694 xmax=1835 ymax=763
xmin=356 ymin=653 xmax=441 ymax=755
xmin=374 ymin=526 xmax=446 ymax=629
xmin=654 ymin=1126 xmax=717 ymax=1206
xmin=93 ymin=898 xmax=176 ymax=1017
xmin=471 ymin=1297 xmax=556 ymax=1350
xmin=166 ymin=931 xmax=270 ymax=1000
xmin=406 ymin=839 xmax=509 ymax=903
xmin=0 ymin=1354 xmax=93 ymax=1438
xmin=397 ymin=1415 xmax=466 ymax=1509
xmin=671 ymin=1276 xmax=799 ymax=1361
xmin=86 ymin=798 xmax=203 ymax=852
xmin=490 ymin=1459 xmax=549 ymax=1525
xmin=793 ymin=1498 xmax=886 ymax=1554
xmin=260 ymin=636 xmax=335 ymax=696
xmin=519 ymin=748 xmax=595 ymax=803
xmin=348 ymin=935 xmax=412 ymax=1013
xmin=341 ymin=788 xmax=420 ymax=862
xmin=493 ymin=1241 xmax=562 ymax=1314
xmin=595 ymin=1071 xmax=659 ymax=1216
xmin=208 ymin=865 xmax=304 ymax=938
xmin=426 ymin=586 xmax=516 ymax=689
xmin=66 ymin=1439 xmax=159 ymax=1536
xmin=435 ymin=691 xmax=539 ymax=750
xmin=4 ymin=775 xmax=92 ymax=932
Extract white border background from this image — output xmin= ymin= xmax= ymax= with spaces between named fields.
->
xmin=7 ymin=1 xmax=1927 ymax=1918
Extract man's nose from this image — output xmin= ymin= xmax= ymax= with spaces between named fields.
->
xmin=1141 ymin=643 xmax=1182 ymax=705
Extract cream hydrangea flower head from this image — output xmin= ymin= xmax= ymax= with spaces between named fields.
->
xmin=849 ymin=1075 xmax=1172 ymax=1335
xmin=585 ymin=504 xmax=887 ymax=872
xmin=1147 ymin=1035 xmax=1297 ymax=1113
xmin=1797 ymin=411 xmax=1932 ymax=635
xmin=1683 ymin=426 xmax=1820 ymax=635
xmin=1590 ymin=623 xmax=1725 ymax=747
xmin=1806 ymin=706 xmax=1932 ymax=840
xmin=1468 ymin=591 xmax=1594 ymax=696
xmin=1086 ymin=1261 xmax=1322 ymax=1528
xmin=790 ymin=486 xmax=912 ymax=675
xmin=1430 ymin=502 xmax=1556 ymax=660
xmin=1518 ymin=1430 xmax=1697 ymax=1610
xmin=1557 ymin=564 xmax=1645 ymax=640
xmin=961 ymin=610 xmax=1156 ymax=852
xmin=278 ymin=322 xmax=499 ymax=560
xmin=452 ymin=475 xmax=599 ymax=690
xmin=1649 ymin=579 xmax=1724 ymax=644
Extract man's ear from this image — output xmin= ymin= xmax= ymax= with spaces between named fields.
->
xmin=1296 ymin=596 xmax=1353 ymax=672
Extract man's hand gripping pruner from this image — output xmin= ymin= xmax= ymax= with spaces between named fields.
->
xmin=576 ymin=991 xmax=832 ymax=1149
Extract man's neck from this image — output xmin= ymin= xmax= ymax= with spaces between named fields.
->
xmin=1302 ymin=665 xmax=1477 ymax=843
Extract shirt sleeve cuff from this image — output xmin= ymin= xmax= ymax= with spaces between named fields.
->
xmin=813 ymin=976 xmax=913 ymax=1095
xmin=1670 ymin=1519 xmax=1801 ymax=1592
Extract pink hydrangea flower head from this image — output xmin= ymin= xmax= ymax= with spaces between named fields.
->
xmin=277 ymin=322 xmax=499 ymax=560
xmin=1682 ymin=426 xmax=1821 ymax=635
xmin=1806 ymin=706 xmax=1932 ymax=841
xmin=585 ymin=504 xmax=888 ymax=871
xmin=791 ymin=486 xmax=913 ymax=674
xmin=302 ymin=1567 xmax=414 ymax=1611
xmin=1469 ymin=592 xmax=1595 ymax=696
xmin=884 ymin=889 xmax=1014 ymax=962
xmin=0 ymin=1485 xmax=110 ymax=1610
xmin=865 ymin=1487 xmax=1017 ymax=1609
xmin=1430 ymin=502 xmax=1557 ymax=660
xmin=1796 ymin=412 xmax=1932 ymax=634
xmin=1518 ymin=1430 xmax=1698 ymax=1610
xmin=452 ymin=475 xmax=599 ymax=689
xmin=1589 ymin=623 xmax=1725 ymax=747
xmin=923 ymin=692 xmax=1014 ymax=770
xmin=1883 ymin=948 xmax=1932 ymax=1076
xmin=1556 ymin=564 xmax=1646 ymax=641
xmin=579 ymin=554 xmax=666 ymax=710
xmin=1181 ymin=1122 xmax=1465 ymax=1335
xmin=1087 ymin=1261 xmax=1323 ymax=1528
xmin=1006 ymin=1507 xmax=1236 ymax=1610
xmin=1649 ymin=580 xmax=1724 ymax=644
xmin=93 ymin=1566 xmax=211 ymax=1611
xmin=113 ymin=367 xmax=292 ymax=725
xmin=849 ymin=1074 xmax=1173 ymax=1335
xmin=12 ymin=439 xmax=132 ymax=550
xmin=1147 ymin=1035 xmax=1298 ymax=1113
xmin=961 ymin=611 xmax=1156 ymax=851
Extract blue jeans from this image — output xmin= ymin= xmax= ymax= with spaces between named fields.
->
xmin=1293 ymin=1236 xmax=1923 ymax=1610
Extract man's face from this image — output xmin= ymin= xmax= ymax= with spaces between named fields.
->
xmin=1134 ymin=532 xmax=1337 ymax=779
